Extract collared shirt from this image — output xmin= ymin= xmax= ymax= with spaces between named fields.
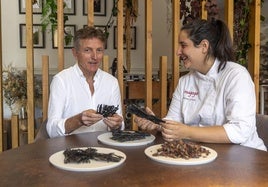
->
xmin=166 ymin=59 xmax=266 ymax=151
xmin=47 ymin=63 xmax=124 ymax=138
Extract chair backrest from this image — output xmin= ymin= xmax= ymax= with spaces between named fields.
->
xmin=256 ymin=114 xmax=268 ymax=149
xmin=34 ymin=119 xmax=49 ymax=142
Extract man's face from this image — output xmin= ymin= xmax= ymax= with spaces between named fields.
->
xmin=72 ymin=38 xmax=104 ymax=76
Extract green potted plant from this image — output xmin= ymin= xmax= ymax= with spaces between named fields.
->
xmin=41 ymin=0 xmax=73 ymax=46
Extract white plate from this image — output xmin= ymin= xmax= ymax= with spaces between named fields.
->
xmin=49 ymin=147 xmax=126 ymax=172
xmin=97 ymin=132 xmax=155 ymax=147
xmin=144 ymin=144 xmax=217 ymax=165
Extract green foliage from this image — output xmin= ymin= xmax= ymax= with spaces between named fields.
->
xmin=64 ymin=31 xmax=73 ymax=46
xmin=102 ymin=0 xmax=138 ymax=39
xmin=181 ymin=0 xmax=265 ymax=67
xmin=41 ymin=0 xmax=71 ymax=45
xmin=233 ymin=0 xmax=252 ymax=66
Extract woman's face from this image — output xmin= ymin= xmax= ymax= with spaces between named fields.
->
xmin=72 ymin=38 xmax=104 ymax=77
xmin=177 ymin=30 xmax=208 ymax=73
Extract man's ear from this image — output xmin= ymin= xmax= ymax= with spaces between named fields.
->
xmin=72 ymin=48 xmax=78 ymax=60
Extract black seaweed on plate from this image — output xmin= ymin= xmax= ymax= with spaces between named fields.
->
xmin=63 ymin=147 xmax=123 ymax=164
xmin=111 ymin=129 xmax=151 ymax=142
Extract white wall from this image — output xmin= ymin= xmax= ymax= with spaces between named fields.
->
xmin=1 ymin=0 xmax=174 ymax=75
xmin=2 ymin=1 xmax=267 ymax=74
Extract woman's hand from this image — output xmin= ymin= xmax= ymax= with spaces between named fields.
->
xmin=161 ymin=120 xmax=189 ymax=142
xmin=134 ymin=107 xmax=162 ymax=132
xmin=103 ymin=113 xmax=123 ymax=130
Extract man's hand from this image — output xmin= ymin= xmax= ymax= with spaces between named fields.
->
xmin=81 ymin=109 xmax=103 ymax=126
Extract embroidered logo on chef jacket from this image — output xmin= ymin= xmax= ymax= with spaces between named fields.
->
xmin=183 ymin=90 xmax=198 ymax=101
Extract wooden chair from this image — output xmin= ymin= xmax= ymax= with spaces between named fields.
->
xmin=256 ymin=114 xmax=268 ymax=149
xmin=34 ymin=119 xmax=49 ymax=142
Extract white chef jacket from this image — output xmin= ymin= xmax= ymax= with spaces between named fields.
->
xmin=47 ymin=63 xmax=124 ymax=138
xmin=166 ymin=59 xmax=266 ymax=151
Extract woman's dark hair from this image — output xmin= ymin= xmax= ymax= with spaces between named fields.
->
xmin=181 ymin=19 xmax=235 ymax=72
xmin=73 ymin=26 xmax=107 ymax=50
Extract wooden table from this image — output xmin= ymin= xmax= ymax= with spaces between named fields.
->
xmin=0 ymin=131 xmax=268 ymax=187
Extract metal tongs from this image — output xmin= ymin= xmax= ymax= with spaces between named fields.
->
xmin=127 ymin=104 xmax=165 ymax=124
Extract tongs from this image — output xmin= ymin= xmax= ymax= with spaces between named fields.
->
xmin=127 ymin=104 xmax=165 ymax=124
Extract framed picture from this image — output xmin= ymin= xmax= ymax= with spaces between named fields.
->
xmin=64 ymin=0 xmax=76 ymax=15
xmin=83 ymin=0 xmax=106 ymax=16
xmin=83 ymin=25 xmax=108 ymax=49
xmin=19 ymin=0 xmax=43 ymax=14
xmin=52 ymin=25 xmax=76 ymax=49
xmin=19 ymin=24 xmax=45 ymax=48
xmin=114 ymin=26 xmax=136 ymax=50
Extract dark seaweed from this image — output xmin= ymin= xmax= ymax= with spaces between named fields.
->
xmin=127 ymin=104 xmax=165 ymax=124
xmin=111 ymin=129 xmax=151 ymax=142
xmin=97 ymin=104 xmax=119 ymax=117
xmin=63 ymin=147 xmax=123 ymax=164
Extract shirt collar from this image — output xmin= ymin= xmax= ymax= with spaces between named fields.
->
xmin=195 ymin=58 xmax=220 ymax=81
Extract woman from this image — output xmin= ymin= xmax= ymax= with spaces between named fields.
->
xmin=135 ymin=19 xmax=266 ymax=151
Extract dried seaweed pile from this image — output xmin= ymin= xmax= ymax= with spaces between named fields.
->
xmin=127 ymin=104 xmax=164 ymax=124
xmin=111 ymin=130 xmax=150 ymax=142
xmin=153 ymin=140 xmax=210 ymax=159
xmin=97 ymin=104 xmax=119 ymax=117
xmin=63 ymin=148 xmax=123 ymax=164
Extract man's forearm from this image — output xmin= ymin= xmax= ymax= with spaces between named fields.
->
xmin=65 ymin=113 xmax=84 ymax=134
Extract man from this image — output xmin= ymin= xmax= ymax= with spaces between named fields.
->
xmin=47 ymin=26 xmax=124 ymax=138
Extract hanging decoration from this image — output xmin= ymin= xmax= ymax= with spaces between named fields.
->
xmin=106 ymin=0 xmax=138 ymax=74
xmin=41 ymin=0 xmax=73 ymax=46
xmin=180 ymin=0 xmax=202 ymax=25
xmin=104 ymin=0 xmax=139 ymax=72
xmin=124 ymin=0 xmax=138 ymax=73
xmin=204 ymin=0 xmax=219 ymax=20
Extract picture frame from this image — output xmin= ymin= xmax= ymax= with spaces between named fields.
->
xmin=83 ymin=0 xmax=106 ymax=16
xmin=83 ymin=25 xmax=108 ymax=49
xmin=113 ymin=26 xmax=136 ymax=50
xmin=52 ymin=24 xmax=76 ymax=49
xmin=63 ymin=0 xmax=76 ymax=15
xmin=19 ymin=24 xmax=45 ymax=48
xmin=19 ymin=0 xmax=43 ymax=14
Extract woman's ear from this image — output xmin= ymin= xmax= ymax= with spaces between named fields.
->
xmin=200 ymin=39 xmax=209 ymax=54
